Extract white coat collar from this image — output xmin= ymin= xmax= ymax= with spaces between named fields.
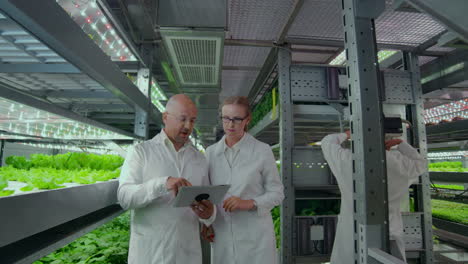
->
xmin=215 ymin=132 xmax=254 ymax=155
xmin=152 ymin=129 xmax=194 ymax=151
xmin=222 ymin=132 xmax=249 ymax=152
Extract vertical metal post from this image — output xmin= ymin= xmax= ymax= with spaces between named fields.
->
xmin=404 ymin=52 xmax=434 ymax=264
xmin=135 ymin=67 xmax=151 ymax=139
xmin=342 ymin=1 xmax=389 ymax=263
xmin=0 ymin=139 xmax=5 ymax=166
xmin=278 ymin=48 xmax=295 ymax=264
xmin=134 ymin=106 xmax=148 ymax=139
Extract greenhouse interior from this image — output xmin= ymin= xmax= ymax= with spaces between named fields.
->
xmin=0 ymin=0 xmax=467 ymax=263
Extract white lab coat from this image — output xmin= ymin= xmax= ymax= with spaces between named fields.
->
xmin=206 ymin=133 xmax=284 ymax=264
xmin=321 ymin=133 xmax=427 ymax=263
xmin=118 ymin=131 xmax=214 ymax=264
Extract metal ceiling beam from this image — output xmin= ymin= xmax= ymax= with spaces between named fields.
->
xmin=224 ymin=39 xmax=275 ymax=47
xmin=125 ymin=0 xmax=158 ymax=41
xmin=0 ymin=0 xmax=159 ymax=120
xmin=88 ymin=113 xmax=135 ymax=120
xmin=0 ymin=83 xmax=139 ymax=139
xmin=55 ymin=102 xmax=133 ymax=112
xmin=247 ymin=48 xmax=278 ymax=103
xmin=291 ymin=48 xmax=337 ymax=54
xmin=276 ymin=0 xmax=305 ymax=45
xmin=0 ymin=63 xmax=80 ymax=73
xmin=380 ymin=31 xmax=448 ymax=69
xmin=403 ymin=0 xmax=468 ymax=43
xmin=421 ymin=50 xmax=468 ymax=76
xmin=285 ymin=37 xmax=447 ymax=56
xmin=115 ymin=61 xmax=140 ymax=73
xmin=420 ymin=50 xmax=468 ymax=93
xmin=222 ymin=66 xmax=262 ymax=71
xmin=413 ymin=30 xmax=448 ymax=54
xmin=423 ymin=67 xmax=468 ymax=94
xmin=225 ymin=37 xmax=448 ymax=57
xmin=37 ymin=90 xmax=115 ymax=99
xmin=243 ymin=0 xmax=312 ymax=104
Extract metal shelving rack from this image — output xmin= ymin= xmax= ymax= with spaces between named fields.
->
xmin=0 ymin=0 xmax=157 ymax=262
xmin=247 ymin=49 xmax=432 ymax=262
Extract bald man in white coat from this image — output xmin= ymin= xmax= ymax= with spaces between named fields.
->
xmin=118 ymin=94 xmax=216 ymax=264
xmin=321 ymin=131 xmax=427 ymax=263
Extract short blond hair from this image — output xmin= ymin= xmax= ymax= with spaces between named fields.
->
xmin=222 ymin=96 xmax=251 ymax=131
xmin=222 ymin=96 xmax=251 ymax=116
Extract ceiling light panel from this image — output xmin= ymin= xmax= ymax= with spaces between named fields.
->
xmin=161 ymin=30 xmax=224 ymax=87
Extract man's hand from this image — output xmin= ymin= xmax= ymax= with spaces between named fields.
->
xmin=201 ymin=224 xmax=215 ymax=243
xmin=166 ymin=177 xmax=192 ymax=196
xmin=385 ymin=139 xmax=403 ymax=151
xmin=223 ymin=196 xmax=255 ymax=212
xmin=345 ymin=130 xmax=351 ymax=140
xmin=191 ymin=200 xmax=214 ymax=219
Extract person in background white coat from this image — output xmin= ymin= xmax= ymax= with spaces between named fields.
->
xmin=118 ymin=94 xmax=216 ymax=264
xmin=203 ymin=96 xmax=284 ymax=264
xmin=321 ymin=131 xmax=428 ymax=263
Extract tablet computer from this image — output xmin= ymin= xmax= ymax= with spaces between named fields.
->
xmin=173 ymin=185 xmax=230 ymax=207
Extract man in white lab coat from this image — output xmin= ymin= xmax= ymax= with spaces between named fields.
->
xmin=321 ymin=131 xmax=427 ymax=263
xmin=118 ymin=94 xmax=216 ymax=264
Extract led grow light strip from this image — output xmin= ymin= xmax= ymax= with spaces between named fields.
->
xmin=56 ymin=0 xmax=136 ymax=62
xmin=0 ymin=98 xmax=132 ymax=140
xmin=20 ymin=142 xmax=122 ymax=155
xmin=151 ymin=80 xmax=167 ymax=112
xmin=424 ymin=98 xmax=468 ymax=124
xmin=428 ymin=151 xmax=468 ymax=159
xmin=127 ymin=74 xmax=167 ymax=112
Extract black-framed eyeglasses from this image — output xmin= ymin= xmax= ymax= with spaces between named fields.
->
xmin=221 ymin=116 xmax=247 ymax=124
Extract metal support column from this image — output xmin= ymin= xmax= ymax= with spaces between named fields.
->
xmin=134 ymin=44 xmax=153 ymax=139
xmin=278 ymin=48 xmax=295 ymax=264
xmin=404 ymin=52 xmax=434 ymax=263
xmin=134 ymin=68 xmax=151 ymax=139
xmin=342 ymin=1 xmax=390 ymax=263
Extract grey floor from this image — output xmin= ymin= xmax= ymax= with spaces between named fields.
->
xmin=433 ymin=242 xmax=468 ymax=264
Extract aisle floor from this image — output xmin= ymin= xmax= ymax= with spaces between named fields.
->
xmin=434 ymin=242 xmax=468 ymax=263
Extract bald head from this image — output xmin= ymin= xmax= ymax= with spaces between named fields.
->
xmin=163 ymin=94 xmax=198 ymax=149
xmin=165 ymin=94 xmax=196 ymax=114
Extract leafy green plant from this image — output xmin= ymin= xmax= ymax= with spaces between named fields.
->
xmin=6 ymin=153 xmax=124 ymax=171
xmin=432 ymin=184 xmax=465 ymax=190
xmin=0 ymin=167 xmax=120 ymax=193
xmin=34 ymin=212 xmax=130 ymax=264
xmin=5 ymin=156 xmax=32 ymax=170
xmin=271 ymin=206 xmax=281 ymax=248
xmin=249 ymin=87 xmax=277 ymax=129
xmin=428 ymin=161 xmax=468 ymax=172
xmin=429 ymin=161 xmax=463 ymax=169
xmin=296 ymin=200 xmax=340 ymax=216
xmin=431 ymin=199 xmax=468 ymax=225
xmin=0 ymin=174 xmax=14 ymax=196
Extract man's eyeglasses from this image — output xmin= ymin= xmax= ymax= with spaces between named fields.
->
xmin=221 ymin=116 xmax=247 ymax=124
xmin=167 ymin=113 xmax=196 ymax=124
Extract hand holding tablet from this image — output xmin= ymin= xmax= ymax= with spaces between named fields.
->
xmin=173 ymin=185 xmax=230 ymax=207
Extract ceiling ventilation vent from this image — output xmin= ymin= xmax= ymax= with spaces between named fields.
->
xmin=161 ymin=31 xmax=224 ymax=87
